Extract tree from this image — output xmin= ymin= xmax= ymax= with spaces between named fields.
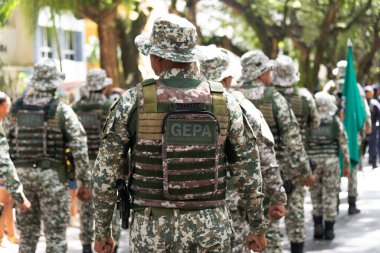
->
xmin=117 ymin=2 xmax=152 ymax=87
xmin=212 ymin=0 xmax=375 ymax=89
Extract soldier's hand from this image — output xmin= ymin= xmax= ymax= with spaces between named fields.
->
xmin=77 ymin=187 xmax=92 ymax=201
xmin=94 ymin=237 xmax=115 ymax=253
xmin=268 ymin=204 xmax=286 ymax=220
xmin=246 ymin=232 xmax=267 ymax=252
xmin=303 ymin=175 xmax=316 ymax=187
xmin=19 ymin=199 xmax=31 ymax=213
xmin=343 ymin=167 xmax=350 ymax=178
xmin=365 ymin=127 xmax=372 ymax=135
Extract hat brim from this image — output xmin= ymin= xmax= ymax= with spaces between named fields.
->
xmin=31 ymin=75 xmax=65 ymax=91
xmin=239 ymin=60 xmax=275 ymax=83
xmin=135 ymin=33 xmax=204 ymax=63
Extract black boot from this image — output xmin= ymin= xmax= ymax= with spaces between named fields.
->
xmin=113 ymin=245 xmax=118 ymax=253
xmin=324 ymin=220 xmax=335 ymax=240
xmin=83 ymin=244 xmax=93 ymax=253
xmin=348 ymin=196 xmax=361 ymax=215
xmin=290 ymin=241 xmax=304 ymax=253
xmin=313 ymin=216 xmax=324 ymax=239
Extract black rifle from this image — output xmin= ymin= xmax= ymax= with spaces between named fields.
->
xmin=309 ymin=159 xmax=318 ymax=173
xmin=116 ymin=178 xmax=132 ymax=229
xmin=0 ymin=203 xmax=4 ymax=217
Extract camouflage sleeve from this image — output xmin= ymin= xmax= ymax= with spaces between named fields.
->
xmin=273 ymin=93 xmax=311 ymax=179
xmin=225 ymin=92 xmax=267 ymax=236
xmin=258 ymin=140 xmax=286 ymax=205
xmin=60 ymin=103 xmax=91 ymax=187
xmin=336 ymin=116 xmax=350 ymax=168
xmin=0 ymin=126 xmax=26 ymax=204
xmin=238 ymin=95 xmax=286 ymax=205
xmin=93 ymin=88 xmax=137 ymax=241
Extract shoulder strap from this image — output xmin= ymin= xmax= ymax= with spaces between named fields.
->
xmin=208 ymin=81 xmax=225 ymax=116
xmin=142 ymin=80 xmax=157 ymax=113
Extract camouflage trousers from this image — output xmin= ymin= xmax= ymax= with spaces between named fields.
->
xmin=262 ymin=197 xmax=282 ymax=253
xmin=16 ymin=167 xmax=70 ymax=253
xmin=348 ymin=164 xmax=359 ymax=197
xmin=226 ymin=189 xmax=249 ymax=253
xmin=129 ymin=206 xmax=234 ymax=253
xmin=309 ymin=157 xmax=340 ymax=221
xmin=80 ymin=200 xmax=121 ymax=245
xmin=285 ymin=184 xmax=306 ymax=243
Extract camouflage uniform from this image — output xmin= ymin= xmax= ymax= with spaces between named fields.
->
xmin=235 ymin=50 xmax=313 ymax=253
xmin=308 ymin=91 xmax=350 ymax=240
xmin=272 ymin=55 xmax=320 ymax=245
xmin=7 ymin=59 xmax=91 ymax=253
xmin=72 ymin=69 xmax=120 ymax=252
xmin=199 ymin=46 xmax=286 ymax=253
xmin=0 ymin=123 xmax=27 ymax=205
xmin=332 ymin=60 xmax=371 ymax=214
xmin=93 ymin=15 xmax=267 ymax=253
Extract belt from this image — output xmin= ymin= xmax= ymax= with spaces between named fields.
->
xmin=134 ymin=206 xmax=209 ymax=217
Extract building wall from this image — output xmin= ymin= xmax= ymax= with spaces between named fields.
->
xmin=0 ymin=7 xmax=34 ymax=66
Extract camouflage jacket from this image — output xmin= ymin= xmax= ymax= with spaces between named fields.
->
xmin=0 ymin=123 xmax=27 ymax=204
xmin=235 ymin=81 xmax=312 ymax=182
xmin=229 ymin=90 xmax=286 ymax=205
xmin=275 ymin=86 xmax=320 ymax=138
xmin=93 ymin=68 xmax=267 ymax=240
xmin=9 ymin=92 xmax=91 ymax=187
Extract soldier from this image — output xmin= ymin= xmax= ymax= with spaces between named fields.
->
xmin=72 ymin=69 xmax=121 ymax=253
xmin=332 ymin=60 xmax=371 ymax=215
xmin=0 ymin=92 xmax=31 ymax=246
xmin=199 ymin=46 xmax=287 ymax=253
xmin=7 ymin=59 xmax=92 ymax=253
xmin=234 ymin=50 xmax=315 ymax=253
xmin=272 ymin=54 xmax=321 ymax=245
xmin=93 ymin=15 xmax=268 ymax=253
xmin=308 ymin=91 xmax=350 ymax=240
xmin=364 ymin=85 xmax=380 ymax=169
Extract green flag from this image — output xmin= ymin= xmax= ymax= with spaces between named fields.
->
xmin=341 ymin=40 xmax=367 ymax=170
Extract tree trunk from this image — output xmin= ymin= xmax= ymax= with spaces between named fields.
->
xmin=98 ymin=9 xmax=120 ymax=89
xmin=117 ymin=8 xmax=151 ymax=88
xmin=295 ymin=42 xmax=313 ymax=90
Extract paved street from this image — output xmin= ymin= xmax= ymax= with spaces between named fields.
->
xmin=1 ymin=158 xmax=380 ymax=252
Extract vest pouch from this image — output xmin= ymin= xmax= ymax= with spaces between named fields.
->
xmin=162 ymin=111 xmax=222 ymax=201
xmin=77 ymin=112 xmax=103 ymax=160
xmin=40 ymin=160 xmax=67 ymax=184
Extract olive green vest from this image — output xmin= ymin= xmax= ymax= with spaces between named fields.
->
xmin=307 ymin=116 xmax=339 ymax=158
xmin=72 ymin=98 xmax=112 ymax=160
xmin=281 ymin=89 xmax=310 ymax=140
xmin=248 ymin=87 xmax=283 ymax=159
xmin=8 ymin=98 xmax=65 ymax=166
xmin=130 ymin=79 xmax=229 ymax=209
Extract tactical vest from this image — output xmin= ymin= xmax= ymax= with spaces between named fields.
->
xmin=8 ymin=98 xmax=65 ymax=165
xmin=281 ymin=89 xmax=310 ymax=140
xmin=73 ymin=98 xmax=112 ymax=160
xmin=248 ymin=87 xmax=283 ymax=159
xmin=307 ymin=116 xmax=339 ymax=158
xmin=130 ymin=79 xmax=229 ymax=209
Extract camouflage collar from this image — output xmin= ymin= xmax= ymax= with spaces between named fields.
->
xmin=241 ymin=80 xmax=264 ymax=88
xmin=23 ymin=92 xmax=55 ymax=105
xmin=159 ymin=68 xmax=197 ymax=80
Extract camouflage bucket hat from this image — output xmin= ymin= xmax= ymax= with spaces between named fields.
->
xmin=332 ymin=60 xmax=347 ymax=78
xmin=272 ymin=55 xmax=300 ymax=87
xmin=239 ymin=50 xmax=274 ymax=83
xmin=199 ymin=46 xmax=229 ymax=81
xmin=315 ymin=91 xmax=337 ymax=116
xmin=31 ymin=59 xmax=65 ymax=91
xmin=86 ymin=68 xmax=112 ymax=91
xmin=135 ymin=14 xmax=203 ymax=63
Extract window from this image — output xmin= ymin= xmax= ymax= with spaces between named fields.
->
xmin=63 ymin=30 xmax=75 ymax=60
xmin=41 ymin=27 xmax=53 ymax=58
